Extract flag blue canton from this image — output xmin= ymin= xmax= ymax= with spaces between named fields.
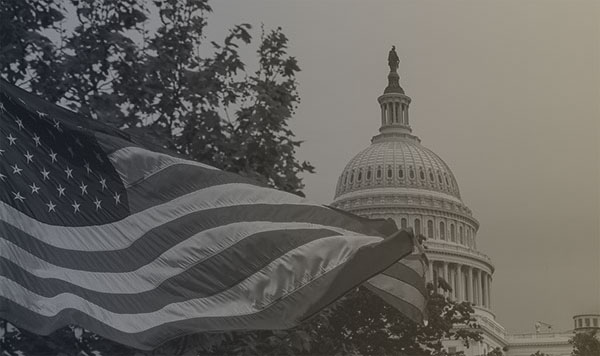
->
xmin=0 ymin=96 xmax=128 ymax=225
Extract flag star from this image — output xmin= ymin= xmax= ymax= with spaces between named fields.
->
xmin=79 ymin=182 xmax=88 ymax=195
xmin=95 ymin=151 xmax=104 ymax=163
xmin=99 ymin=177 xmax=107 ymax=191
xmin=113 ymin=192 xmax=121 ymax=205
xmin=12 ymin=191 xmax=25 ymax=203
xmin=72 ymin=200 xmax=81 ymax=213
xmin=0 ymin=172 xmax=6 ymax=181
xmin=46 ymin=200 xmax=56 ymax=212
xmin=24 ymin=151 xmax=34 ymax=164
xmin=15 ymin=118 xmax=24 ymax=130
xmin=0 ymin=148 xmax=4 ymax=156
xmin=11 ymin=163 xmax=22 ymax=175
xmin=83 ymin=161 xmax=92 ymax=174
xmin=32 ymin=133 xmax=41 ymax=147
xmin=57 ymin=185 xmax=66 ymax=197
xmin=93 ymin=197 xmax=102 ymax=211
xmin=41 ymin=168 xmax=50 ymax=180
xmin=67 ymin=146 xmax=74 ymax=157
xmin=49 ymin=150 xmax=57 ymax=163
xmin=64 ymin=167 xmax=73 ymax=179
xmin=0 ymin=102 xmax=4 ymax=112
xmin=52 ymin=119 xmax=61 ymax=131
xmin=6 ymin=133 xmax=17 ymax=145
xmin=30 ymin=182 xmax=40 ymax=194
xmin=36 ymin=110 xmax=47 ymax=118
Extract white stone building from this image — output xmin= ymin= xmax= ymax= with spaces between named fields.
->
xmin=330 ymin=51 xmax=595 ymax=356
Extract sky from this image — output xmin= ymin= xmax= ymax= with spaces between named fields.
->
xmin=205 ymin=0 xmax=600 ymax=333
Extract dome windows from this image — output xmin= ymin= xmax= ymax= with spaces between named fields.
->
xmin=414 ymin=218 xmax=421 ymax=236
xmin=439 ymin=221 xmax=445 ymax=240
xmin=450 ymin=223 xmax=456 ymax=242
xmin=427 ymin=220 xmax=434 ymax=239
xmin=401 ymin=218 xmax=407 ymax=230
xmin=332 ymin=142 xmax=463 ymax=200
xmin=349 ymin=170 xmax=354 ymax=183
xmin=459 ymin=226 xmax=464 ymax=245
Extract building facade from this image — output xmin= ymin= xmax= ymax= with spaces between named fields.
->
xmin=330 ymin=49 xmax=591 ymax=356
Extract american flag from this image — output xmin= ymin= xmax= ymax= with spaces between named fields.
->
xmin=0 ymin=79 xmax=427 ymax=350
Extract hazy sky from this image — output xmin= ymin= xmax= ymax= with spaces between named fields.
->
xmin=204 ymin=1 xmax=600 ymax=333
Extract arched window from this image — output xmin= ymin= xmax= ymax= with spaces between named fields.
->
xmin=450 ymin=224 xmax=456 ymax=242
xmin=343 ymin=172 xmax=348 ymax=184
xmin=439 ymin=221 xmax=445 ymax=240
xmin=399 ymin=166 xmax=404 ymax=178
xmin=438 ymin=173 xmax=443 ymax=184
xmin=409 ymin=167 xmax=415 ymax=179
xmin=349 ymin=171 xmax=354 ymax=183
xmin=414 ymin=218 xmax=421 ymax=236
xmin=427 ymin=220 xmax=434 ymax=239
xmin=387 ymin=166 xmax=393 ymax=178
xmin=429 ymin=171 xmax=434 ymax=182
xmin=401 ymin=218 xmax=407 ymax=230
xmin=357 ymin=169 xmax=362 ymax=182
xmin=366 ymin=168 xmax=372 ymax=180
xmin=419 ymin=168 xmax=425 ymax=180
xmin=459 ymin=226 xmax=464 ymax=244
xmin=376 ymin=166 xmax=382 ymax=179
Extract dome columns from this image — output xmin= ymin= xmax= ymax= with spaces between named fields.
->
xmin=377 ymin=93 xmax=412 ymax=135
xmin=428 ymin=260 xmax=493 ymax=310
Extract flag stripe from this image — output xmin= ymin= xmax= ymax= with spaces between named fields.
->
xmin=0 ymin=203 xmax=389 ymax=269
xmin=297 ymin=231 xmax=416 ymax=324
xmin=1 ymin=233 xmax=408 ymax=350
xmin=380 ymin=262 xmax=428 ymax=297
xmin=107 ymin=146 xmax=219 ymax=189
xmin=124 ymin=163 xmax=267 ymax=214
xmin=0 ymin=184 xmax=328 ymax=250
xmin=1 ymin=235 xmax=402 ymax=334
xmin=398 ymin=254 xmax=427 ymax=276
xmin=2 ymin=230 xmax=382 ymax=309
xmin=364 ymin=276 xmax=426 ymax=324
xmin=1 ymin=220 xmax=361 ymax=272
xmin=0 ymin=230 xmax=370 ymax=313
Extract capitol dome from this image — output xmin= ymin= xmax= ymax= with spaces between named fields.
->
xmin=331 ymin=48 xmax=496 ymax=336
xmin=334 ymin=139 xmax=461 ymax=200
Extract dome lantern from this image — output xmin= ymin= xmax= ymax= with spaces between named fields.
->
xmin=374 ymin=46 xmax=416 ymax=144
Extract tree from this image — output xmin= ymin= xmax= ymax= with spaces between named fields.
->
xmin=570 ymin=330 xmax=600 ymax=356
xmin=0 ymin=0 xmax=313 ymax=194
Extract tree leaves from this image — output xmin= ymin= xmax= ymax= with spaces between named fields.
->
xmin=570 ymin=330 xmax=600 ymax=356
